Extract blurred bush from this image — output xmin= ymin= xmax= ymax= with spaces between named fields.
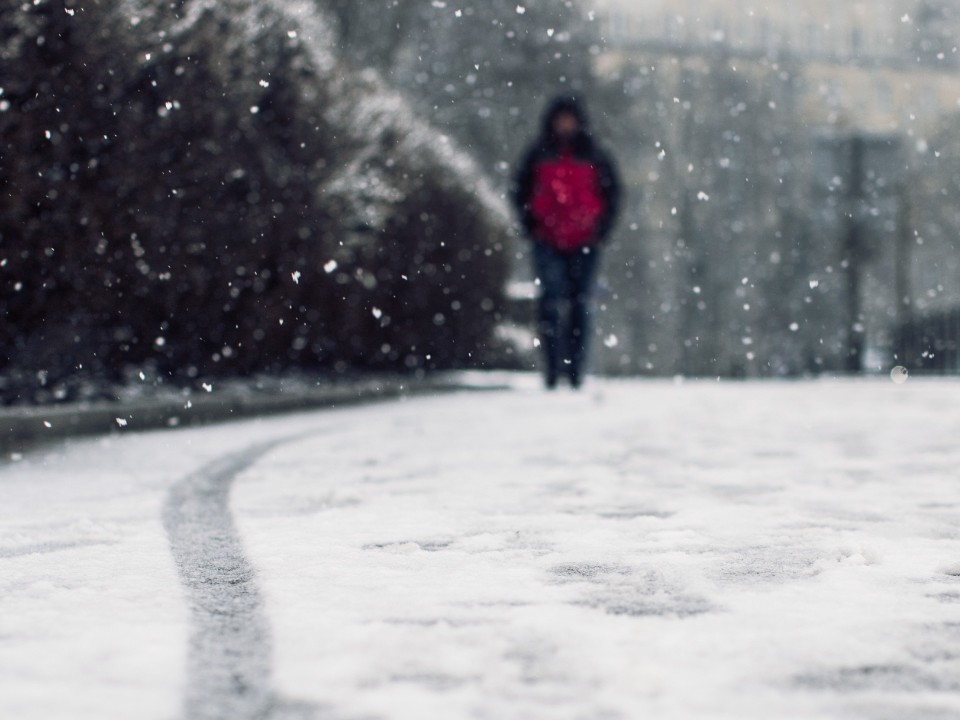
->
xmin=0 ymin=0 xmax=510 ymax=403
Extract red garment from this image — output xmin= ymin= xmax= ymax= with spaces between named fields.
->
xmin=529 ymin=152 xmax=606 ymax=252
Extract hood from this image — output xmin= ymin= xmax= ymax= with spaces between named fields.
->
xmin=540 ymin=95 xmax=594 ymax=152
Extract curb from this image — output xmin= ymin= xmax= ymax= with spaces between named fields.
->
xmin=1 ymin=374 xmax=509 ymax=456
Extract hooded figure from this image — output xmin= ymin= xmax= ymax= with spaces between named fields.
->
xmin=513 ymin=96 xmax=621 ymax=389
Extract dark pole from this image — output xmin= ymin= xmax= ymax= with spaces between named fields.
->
xmin=895 ymin=181 xmax=913 ymax=367
xmin=845 ymin=136 xmax=865 ymax=372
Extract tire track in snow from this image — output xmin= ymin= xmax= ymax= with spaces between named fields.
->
xmin=163 ymin=437 xmax=327 ymax=720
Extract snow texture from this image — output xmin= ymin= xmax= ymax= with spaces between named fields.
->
xmin=3 ymin=377 xmax=960 ymax=719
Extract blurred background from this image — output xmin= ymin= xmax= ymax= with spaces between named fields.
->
xmin=3 ymin=0 xmax=960 ymax=404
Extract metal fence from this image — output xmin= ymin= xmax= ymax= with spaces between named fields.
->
xmin=895 ymin=308 xmax=960 ymax=373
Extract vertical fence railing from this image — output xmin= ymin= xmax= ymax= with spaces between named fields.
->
xmin=895 ymin=308 xmax=960 ymax=373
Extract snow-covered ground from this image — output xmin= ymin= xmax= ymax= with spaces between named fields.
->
xmin=3 ymin=376 xmax=960 ymax=720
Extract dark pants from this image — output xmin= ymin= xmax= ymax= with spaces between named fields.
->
xmin=532 ymin=242 xmax=601 ymax=388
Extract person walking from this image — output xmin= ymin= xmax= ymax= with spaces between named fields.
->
xmin=513 ymin=95 xmax=620 ymax=389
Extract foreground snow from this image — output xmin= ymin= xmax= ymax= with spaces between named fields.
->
xmin=3 ymin=376 xmax=960 ymax=719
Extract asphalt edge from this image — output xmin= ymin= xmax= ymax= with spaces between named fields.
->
xmin=1 ymin=374 xmax=510 ymax=456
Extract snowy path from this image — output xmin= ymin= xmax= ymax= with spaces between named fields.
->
xmin=3 ymin=377 xmax=960 ymax=720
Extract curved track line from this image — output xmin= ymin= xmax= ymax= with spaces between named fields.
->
xmin=163 ymin=437 xmax=327 ymax=720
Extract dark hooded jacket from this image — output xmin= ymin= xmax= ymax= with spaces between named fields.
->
xmin=512 ymin=96 xmax=621 ymax=248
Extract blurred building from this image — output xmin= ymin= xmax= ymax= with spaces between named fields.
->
xmin=596 ymin=0 xmax=907 ymax=61
xmin=593 ymin=0 xmax=960 ymax=133
xmin=590 ymin=0 xmax=960 ymax=374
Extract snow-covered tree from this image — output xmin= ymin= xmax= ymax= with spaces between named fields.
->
xmin=0 ymin=0 xmax=510 ymax=402
xmin=320 ymin=0 xmax=600 ymax=181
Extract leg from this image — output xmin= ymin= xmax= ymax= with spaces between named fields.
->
xmin=564 ymin=246 xmax=601 ymax=388
xmin=532 ymin=243 xmax=568 ymax=388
